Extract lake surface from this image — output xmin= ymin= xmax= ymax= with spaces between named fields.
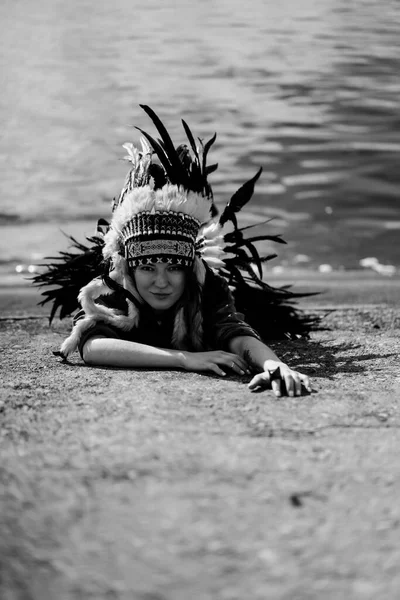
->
xmin=1 ymin=0 xmax=400 ymax=280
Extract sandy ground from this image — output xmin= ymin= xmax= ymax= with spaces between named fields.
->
xmin=1 ymin=276 xmax=400 ymax=600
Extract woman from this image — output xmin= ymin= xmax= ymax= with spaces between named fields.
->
xmin=79 ymin=261 xmax=311 ymax=397
xmin=51 ymin=106 xmax=312 ymax=397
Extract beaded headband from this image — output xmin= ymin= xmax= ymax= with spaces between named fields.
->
xmin=121 ymin=210 xmax=201 ymax=268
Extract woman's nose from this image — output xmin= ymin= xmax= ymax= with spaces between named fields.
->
xmin=154 ymin=272 xmax=168 ymax=288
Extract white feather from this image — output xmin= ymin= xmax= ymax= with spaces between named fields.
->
xmin=202 ymin=256 xmax=225 ymax=269
xmin=104 ymin=185 xmax=213 ymax=257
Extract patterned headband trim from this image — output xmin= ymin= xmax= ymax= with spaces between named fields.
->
xmin=128 ymin=255 xmax=193 ymax=268
xmin=125 ymin=238 xmax=195 ymax=268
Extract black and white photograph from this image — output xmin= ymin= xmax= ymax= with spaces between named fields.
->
xmin=1 ymin=0 xmax=399 ymax=598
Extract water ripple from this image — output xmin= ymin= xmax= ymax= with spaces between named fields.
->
xmin=0 ymin=0 xmax=399 ymax=269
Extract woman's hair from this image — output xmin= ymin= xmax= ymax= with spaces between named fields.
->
xmin=176 ymin=266 xmax=204 ymax=351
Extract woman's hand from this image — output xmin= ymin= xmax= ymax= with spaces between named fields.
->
xmin=181 ymin=351 xmax=250 ymax=377
xmin=248 ymin=359 xmax=311 ymax=397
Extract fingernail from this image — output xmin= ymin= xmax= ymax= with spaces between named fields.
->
xmin=240 ymin=370 xmax=245 ymax=375
xmin=289 ymin=391 xmax=294 ymax=397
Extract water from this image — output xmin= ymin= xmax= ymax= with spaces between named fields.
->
xmin=1 ymin=0 xmax=400 ymax=282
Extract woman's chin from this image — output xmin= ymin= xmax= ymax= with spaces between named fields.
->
xmin=146 ymin=294 xmax=176 ymax=311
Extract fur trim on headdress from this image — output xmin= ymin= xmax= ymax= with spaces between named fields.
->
xmin=58 ymin=276 xmax=140 ymax=358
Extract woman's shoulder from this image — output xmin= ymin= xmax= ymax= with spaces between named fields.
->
xmin=204 ymin=264 xmax=229 ymax=289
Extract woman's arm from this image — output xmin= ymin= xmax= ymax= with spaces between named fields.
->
xmin=83 ymin=336 xmax=185 ymax=369
xmin=229 ymin=335 xmax=311 ymax=396
xmin=82 ymin=336 xmax=250 ymax=376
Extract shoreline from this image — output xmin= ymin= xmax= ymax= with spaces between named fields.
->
xmin=1 ymin=270 xmax=400 ymax=319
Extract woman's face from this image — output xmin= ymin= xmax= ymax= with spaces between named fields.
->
xmin=134 ymin=263 xmax=186 ymax=312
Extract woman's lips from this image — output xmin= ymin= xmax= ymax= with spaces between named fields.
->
xmin=151 ymin=293 xmax=170 ymax=299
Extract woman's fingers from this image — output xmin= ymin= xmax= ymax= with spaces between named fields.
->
xmin=228 ymin=355 xmax=249 ymax=374
xmin=206 ymin=354 xmax=311 ymax=393
xmin=271 ymin=379 xmax=282 ymax=397
xmin=294 ymin=374 xmax=302 ymax=396
xmin=222 ymin=358 xmax=245 ymax=375
xmin=282 ymin=371 xmax=301 ymax=397
xmin=248 ymin=367 xmax=312 ymax=396
xmin=230 ymin=359 xmax=248 ymax=375
xmin=248 ymin=373 xmax=283 ymax=397
xmin=248 ymin=372 xmax=269 ymax=390
xmin=217 ymin=352 xmax=249 ymax=375
xmin=271 ymin=365 xmax=301 ymax=397
xmin=210 ymin=363 xmax=227 ymax=377
xmin=192 ymin=352 xmax=248 ymax=377
xmin=300 ymin=374 xmax=312 ymax=393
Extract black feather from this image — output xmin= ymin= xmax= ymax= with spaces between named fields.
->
xmin=219 ymin=167 xmax=263 ymax=226
xmin=245 ymin=234 xmax=287 ymax=245
xmin=148 ymin=162 xmax=167 ymax=190
xmin=260 ymin=253 xmax=278 ymax=263
xmin=97 ymin=218 xmax=110 ymax=235
xmin=223 ymin=220 xmax=270 ymax=244
xmin=176 ymin=144 xmax=192 ymax=170
xmin=201 ymin=132 xmax=217 ymax=177
xmin=140 ymin=105 xmax=178 ymax=163
xmin=237 ymin=240 xmax=264 ymax=279
xmin=205 ymin=163 xmax=218 ymax=175
xmin=31 ymin=233 xmax=106 ymax=324
xmin=139 ymin=105 xmax=190 ymax=187
xmin=181 ymin=119 xmax=200 ymax=161
xmin=135 ymin=127 xmax=175 ymax=182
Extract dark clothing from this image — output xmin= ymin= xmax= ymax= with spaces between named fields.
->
xmin=75 ymin=268 xmax=260 ymax=357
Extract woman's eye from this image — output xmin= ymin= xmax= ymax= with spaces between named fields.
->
xmin=168 ymin=266 xmax=183 ymax=273
xmin=139 ymin=266 xmax=154 ymax=272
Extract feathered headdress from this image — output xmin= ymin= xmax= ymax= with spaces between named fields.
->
xmin=32 ymin=105 xmax=319 ymax=357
